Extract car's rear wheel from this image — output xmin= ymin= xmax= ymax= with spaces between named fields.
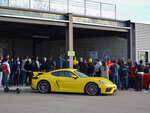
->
xmin=37 ymin=80 xmax=50 ymax=93
xmin=85 ymin=82 xmax=99 ymax=96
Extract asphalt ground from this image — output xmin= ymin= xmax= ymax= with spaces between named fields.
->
xmin=0 ymin=86 xmax=150 ymax=113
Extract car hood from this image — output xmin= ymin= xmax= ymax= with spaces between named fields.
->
xmin=83 ymin=77 xmax=114 ymax=85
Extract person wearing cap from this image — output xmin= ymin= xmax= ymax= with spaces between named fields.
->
xmin=73 ymin=56 xmax=78 ymax=69
xmin=87 ymin=58 xmax=94 ymax=77
xmin=135 ymin=60 xmax=145 ymax=91
xmin=110 ymin=60 xmax=120 ymax=88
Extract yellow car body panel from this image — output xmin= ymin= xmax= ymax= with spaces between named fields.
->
xmin=31 ymin=69 xmax=117 ymax=94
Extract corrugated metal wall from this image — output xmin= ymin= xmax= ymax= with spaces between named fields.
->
xmin=135 ymin=23 xmax=150 ymax=62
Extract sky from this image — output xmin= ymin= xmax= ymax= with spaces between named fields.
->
xmin=93 ymin=0 xmax=150 ymax=23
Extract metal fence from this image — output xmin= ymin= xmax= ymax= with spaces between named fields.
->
xmin=0 ymin=0 xmax=116 ymax=19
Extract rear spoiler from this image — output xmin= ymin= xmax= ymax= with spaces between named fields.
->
xmin=33 ymin=72 xmax=45 ymax=77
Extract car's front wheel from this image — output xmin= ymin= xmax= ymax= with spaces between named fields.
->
xmin=37 ymin=80 xmax=50 ymax=93
xmin=85 ymin=82 xmax=99 ymax=96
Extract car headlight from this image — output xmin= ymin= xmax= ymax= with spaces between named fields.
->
xmin=99 ymin=80 xmax=108 ymax=85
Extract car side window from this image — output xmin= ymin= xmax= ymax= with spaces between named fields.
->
xmin=63 ymin=71 xmax=75 ymax=77
xmin=52 ymin=72 xmax=60 ymax=77
xmin=52 ymin=71 xmax=75 ymax=77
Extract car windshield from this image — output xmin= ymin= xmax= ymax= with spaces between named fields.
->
xmin=74 ymin=71 xmax=88 ymax=78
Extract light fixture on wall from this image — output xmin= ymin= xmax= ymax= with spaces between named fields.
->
xmin=32 ymin=35 xmax=49 ymax=39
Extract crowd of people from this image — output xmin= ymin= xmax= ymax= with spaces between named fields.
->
xmin=0 ymin=54 xmax=150 ymax=93
xmin=74 ymin=57 xmax=150 ymax=92
xmin=0 ymin=54 xmax=64 ymax=87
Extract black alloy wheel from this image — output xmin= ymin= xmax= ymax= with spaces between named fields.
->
xmin=37 ymin=80 xmax=50 ymax=93
xmin=85 ymin=83 xmax=99 ymax=96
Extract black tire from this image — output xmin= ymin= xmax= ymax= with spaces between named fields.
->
xmin=37 ymin=80 xmax=50 ymax=93
xmin=85 ymin=82 xmax=99 ymax=96
xmin=4 ymin=87 xmax=9 ymax=93
xmin=16 ymin=88 xmax=20 ymax=94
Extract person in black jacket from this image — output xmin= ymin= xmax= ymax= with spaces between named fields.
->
xmin=32 ymin=56 xmax=40 ymax=72
xmin=78 ymin=58 xmax=88 ymax=74
xmin=46 ymin=55 xmax=55 ymax=72
xmin=14 ymin=57 xmax=21 ymax=86
xmin=87 ymin=58 xmax=94 ymax=77
xmin=24 ymin=58 xmax=33 ymax=86
xmin=83 ymin=59 xmax=89 ymax=75
xmin=40 ymin=57 xmax=47 ymax=72
xmin=78 ymin=57 xmax=84 ymax=73
xmin=10 ymin=58 xmax=16 ymax=85
xmin=120 ymin=62 xmax=130 ymax=90
xmin=135 ymin=60 xmax=145 ymax=91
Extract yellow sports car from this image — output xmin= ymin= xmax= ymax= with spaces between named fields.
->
xmin=31 ymin=69 xmax=117 ymax=95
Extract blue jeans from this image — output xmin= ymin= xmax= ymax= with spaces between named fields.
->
xmin=111 ymin=75 xmax=118 ymax=88
xmin=22 ymin=70 xmax=26 ymax=84
xmin=14 ymin=70 xmax=20 ymax=86
xmin=3 ymin=73 xmax=10 ymax=87
xmin=121 ymin=77 xmax=128 ymax=89
xmin=11 ymin=71 xmax=15 ymax=85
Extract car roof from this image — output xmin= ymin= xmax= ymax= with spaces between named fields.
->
xmin=50 ymin=68 xmax=78 ymax=72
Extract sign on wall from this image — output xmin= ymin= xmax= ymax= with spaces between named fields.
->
xmin=90 ymin=50 xmax=110 ymax=61
xmin=68 ymin=51 xmax=75 ymax=56
xmin=89 ymin=51 xmax=98 ymax=60
xmin=99 ymin=50 xmax=110 ymax=61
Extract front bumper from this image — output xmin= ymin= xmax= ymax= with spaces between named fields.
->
xmin=98 ymin=84 xmax=117 ymax=94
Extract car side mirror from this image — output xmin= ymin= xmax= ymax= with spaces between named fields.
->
xmin=72 ymin=75 xmax=78 ymax=79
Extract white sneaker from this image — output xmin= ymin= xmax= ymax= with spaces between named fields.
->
xmin=143 ymin=90 xmax=148 ymax=93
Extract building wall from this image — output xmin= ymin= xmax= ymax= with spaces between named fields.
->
xmin=36 ymin=36 xmax=127 ymax=60
xmin=36 ymin=40 xmax=66 ymax=59
xmin=0 ymin=36 xmax=127 ymax=61
xmin=74 ymin=37 xmax=127 ymax=60
xmin=0 ymin=38 xmax=11 ymax=56
xmin=13 ymin=39 xmax=33 ymax=58
xmin=0 ymin=38 xmax=33 ymax=58
xmin=135 ymin=23 xmax=150 ymax=62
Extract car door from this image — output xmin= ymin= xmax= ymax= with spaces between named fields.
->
xmin=51 ymin=71 xmax=83 ymax=93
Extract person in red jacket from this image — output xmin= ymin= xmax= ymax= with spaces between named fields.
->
xmin=107 ymin=58 xmax=113 ymax=80
xmin=2 ymin=58 xmax=11 ymax=87
xmin=129 ymin=66 xmax=136 ymax=88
